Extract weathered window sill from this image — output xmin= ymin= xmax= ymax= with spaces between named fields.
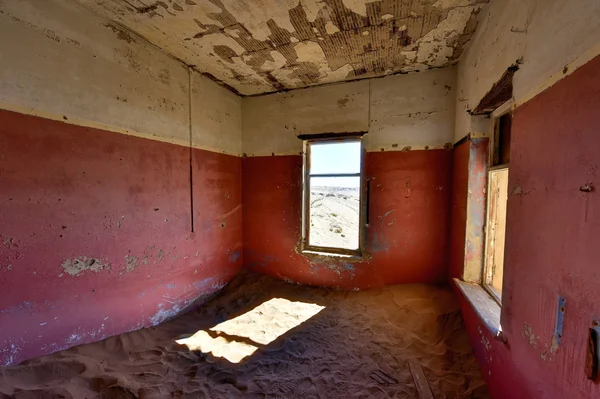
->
xmin=301 ymin=250 xmax=362 ymax=260
xmin=454 ymin=278 xmax=505 ymax=341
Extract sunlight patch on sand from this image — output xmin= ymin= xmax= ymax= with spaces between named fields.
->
xmin=176 ymin=298 xmax=325 ymax=363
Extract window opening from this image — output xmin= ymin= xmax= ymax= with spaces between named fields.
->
xmin=484 ymin=111 xmax=511 ymax=303
xmin=303 ymin=138 xmax=363 ymax=255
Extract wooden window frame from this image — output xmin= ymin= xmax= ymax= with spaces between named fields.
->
xmin=301 ymin=135 xmax=366 ymax=257
xmin=482 ymin=100 xmax=513 ymax=304
xmin=483 ymin=165 xmax=508 ymax=304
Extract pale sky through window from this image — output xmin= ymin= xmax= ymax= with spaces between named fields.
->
xmin=310 ymin=141 xmax=361 ymax=188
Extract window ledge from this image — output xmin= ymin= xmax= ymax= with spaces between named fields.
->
xmin=454 ymin=278 xmax=505 ymax=341
xmin=301 ymin=250 xmax=363 ymax=260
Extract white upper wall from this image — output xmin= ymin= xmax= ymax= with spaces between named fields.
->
xmin=242 ymin=67 xmax=456 ymax=156
xmin=0 ymin=0 xmax=241 ymax=156
xmin=368 ymin=68 xmax=456 ymax=153
xmin=242 ymin=80 xmax=369 ymax=156
xmin=0 ymin=0 xmax=188 ymax=145
xmin=455 ymin=0 xmax=600 ymax=142
xmin=192 ymin=72 xmax=242 ymax=156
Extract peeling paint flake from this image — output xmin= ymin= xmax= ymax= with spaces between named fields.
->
xmin=125 ymin=254 xmax=138 ymax=272
xmin=61 ymin=257 xmax=109 ymax=277
xmin=522 ymin=323 xmax=538 ymax=348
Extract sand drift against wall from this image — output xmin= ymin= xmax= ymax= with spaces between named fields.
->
xmin=0 ymin=272 xmax=488 ymax=398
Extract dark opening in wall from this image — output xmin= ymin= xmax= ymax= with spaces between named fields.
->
xmin=472 ymin=64 xmax=519 ymax=115
xmin=492 ymin=113 xmax=512 ymax=166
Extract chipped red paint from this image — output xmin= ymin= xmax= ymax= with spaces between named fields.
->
xmin=454 ymin=55 xmax=600 ymax=399
xmin=0 ymin=110 xmax=242 ymax=365
xmin=455 ymin=286 xmax=531 ymax=399
xmin=242 ymin=150 xmax=452 ymax=289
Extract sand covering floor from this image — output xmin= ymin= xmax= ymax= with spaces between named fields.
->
xmin=0 ymin=271 xmax=489 ymax=398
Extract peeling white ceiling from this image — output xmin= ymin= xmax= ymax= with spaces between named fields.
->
xmin=73 ymin=0 xmax=489 ymax=95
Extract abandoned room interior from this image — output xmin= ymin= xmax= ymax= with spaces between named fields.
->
xmin=1 ymin=0 xmax=599 ymax=398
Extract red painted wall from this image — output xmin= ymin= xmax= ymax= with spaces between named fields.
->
xmin=0 ymin=110 xmax=242 ymax=365
xmin=243 ymin=150 xmax=453 ymax=289
xmin=454 ymin=55 xmax=600 ymax=398
xmin=456 ymin=290 xmax=531 ymax=398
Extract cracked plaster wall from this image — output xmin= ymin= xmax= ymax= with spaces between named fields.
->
xmin=72 ymin=0 xmax=488 ymax=95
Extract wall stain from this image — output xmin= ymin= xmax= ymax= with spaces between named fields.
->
xmin=337 ymin=97 xmax=349 ymax=108
xmin=104 ymin=23 xmax=136 ymax=44
xmin=228 ymin=250 xmax=241 ymax=262
xmin=65 ymin=38 xmax=81 ymax=47
xmin=43 ymin=29 xmax=61 ymax=43
xmin=371 ymin=231 xmax=390 ymax=253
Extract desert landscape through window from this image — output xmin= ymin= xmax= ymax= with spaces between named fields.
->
xmin=307 ymin=141 xmax=361 ymax=250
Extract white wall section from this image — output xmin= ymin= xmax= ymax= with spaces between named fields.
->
xmin=242 ymin=80 xmax=370 ymax=156
xmin=191 ymin=70 xmax=242 ymax=156
xmin=242 ymin=67 xmax=456 ymax=156
xmin=0 ymin=0 xmax=189 ymax=146
xmin=368 ymin=67 xmax=456 ymax=152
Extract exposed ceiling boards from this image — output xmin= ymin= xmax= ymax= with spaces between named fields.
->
xmin=73 ymin=0 xmax=489 ymax=95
